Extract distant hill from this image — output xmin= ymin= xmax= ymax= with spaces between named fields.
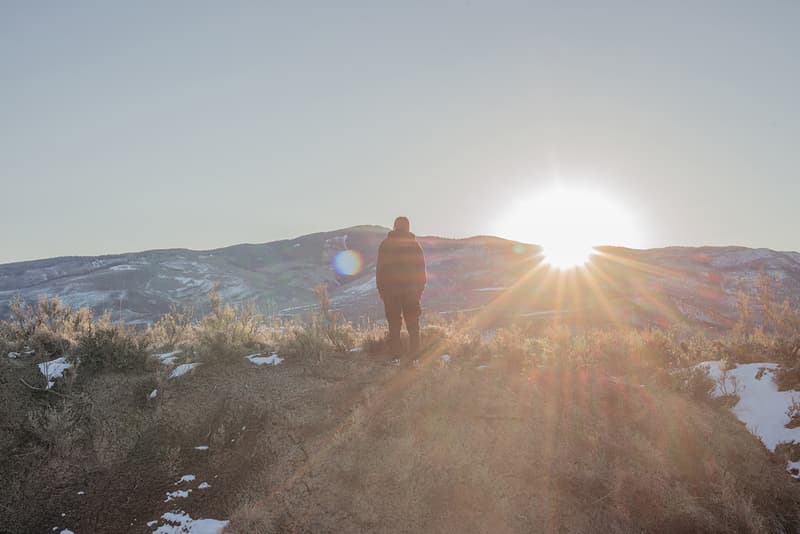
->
xmin=2 ymin=226 xmax=799 ymax=329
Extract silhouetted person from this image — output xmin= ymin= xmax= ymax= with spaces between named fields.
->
xmin=376 ymin=216 xmax=426 ymax=360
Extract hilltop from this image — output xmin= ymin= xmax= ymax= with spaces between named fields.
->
xmin=4 ymin=301 xmax=800 ymax=533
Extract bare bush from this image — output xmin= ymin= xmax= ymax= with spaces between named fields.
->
xmin=195 ymin=286 xmax=263 ymax=361
xmin=3 ymin=296 xmax=93 ymax=358
xmin=73 ymin=321 xmax=148 ymax=378
xmin=756 ymin=271 xmax=800 ymax=337
xmin=716 ymin=366 xmax=742 ymax=407
xmin=671 ymin=365 xmax=716 ymax=400
xmin=146 ymin=303 xmax=195 ymax=351
xmin=786 ymin=397 xmax=800 ymax=429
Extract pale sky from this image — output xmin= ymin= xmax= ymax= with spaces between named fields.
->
xmin=2 ymin=1 xmax=799 ymax=264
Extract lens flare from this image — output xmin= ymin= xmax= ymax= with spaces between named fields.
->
xmin=332 ymin=250 xmax=363 ymax=276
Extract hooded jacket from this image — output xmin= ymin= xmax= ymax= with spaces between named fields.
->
xmin=376 ymin=230 xmax=427 ymax=299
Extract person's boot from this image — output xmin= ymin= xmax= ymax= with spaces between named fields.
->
xmin=386 ymin=333 xmax=403 ymax=364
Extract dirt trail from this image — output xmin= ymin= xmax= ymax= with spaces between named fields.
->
xmin=1 ymin=350 xmax=399 ymax=533
xmin=7 ymin=348 xmax=800 ymax=534
xmin=225 ymin=355 xmax=800 ymax=534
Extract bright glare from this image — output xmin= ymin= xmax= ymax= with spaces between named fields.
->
xmin=495 ymin=184 xmax=643 ymax=268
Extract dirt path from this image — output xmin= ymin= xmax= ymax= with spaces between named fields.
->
xmin=103 ymin=351 xmax=397 ymax=533
xmin=1 ymin=349 xmax=400 ymax=533
xmin=8 ymin=347 xmax=800 ymax=534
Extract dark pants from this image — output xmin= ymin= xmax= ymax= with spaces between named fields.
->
xmin=383 ymin=293 xmax=421 ymax=355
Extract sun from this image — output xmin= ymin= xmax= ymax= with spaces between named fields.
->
xmin=495 ymin=184 xmax=642 ymax=268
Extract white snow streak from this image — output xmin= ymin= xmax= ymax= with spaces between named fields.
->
xmin=164 ymin=489 xmax=191 ymax=502
xmin=245 ymin=353 xmax=284 ymax=366
xmin=169 ymin=363 xmax=200 ymax=379
xmin=38 ymin=357 xmax=72 ymax=389
xmin=153 ymin=351 xmax=182 ymax=366
xmin=151 ymin=511 xmax=228 ymax=534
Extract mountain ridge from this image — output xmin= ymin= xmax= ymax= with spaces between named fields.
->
xmin=2 ymin=225 xmax=799 ymax=329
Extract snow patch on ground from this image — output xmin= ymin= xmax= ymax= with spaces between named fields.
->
xmin=38 ymin=357 xmax=72 ymax=389
xmin=245 ymin=353 xmax=284 ymax=366
xmin=702 ymin=361 xmax=800 ymax=477
xmin=787 ymin=460 xmax=800 ymax=478
xmin=170 ymin=363 xmax=200 ymax=379
xmin=164 ymin=489 xmax=191 ymax=502
xmin=153 ymin=351 xmax=182 ymax=366
xmin=151 ymin=510 xmax=228 ymax=534
xmin=175 ymin=474 xmax=195 ymax=485
xmin=198 ymin=482 xmax=210 ymax=489
xmin=194 ymin=445 xmax=209 ymax=451
xmin=109 ymin=264 xmax=138 ymax=271
xmin=149 ymin=389 xmax=158 ymax=399
xmin=702 ymin=361 xmax=799 ymax=450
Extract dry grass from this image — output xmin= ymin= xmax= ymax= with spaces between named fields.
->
xmin=3 ymin=293 xmax=800 ymax=533
xmin=226 ymin=351 xmax=800 ymax=533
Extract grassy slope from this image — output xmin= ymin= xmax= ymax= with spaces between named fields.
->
xmin=227 ymin=351 xmax=800 ymax=534
xmin=3 ymin=342 xmax=800 ymax=533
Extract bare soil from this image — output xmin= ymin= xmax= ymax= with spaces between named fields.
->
xmin=4 ymin=348 xmax=800 ymax=534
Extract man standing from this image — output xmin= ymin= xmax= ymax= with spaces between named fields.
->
xmin=376 ymin=216 xmax=427 ymax=360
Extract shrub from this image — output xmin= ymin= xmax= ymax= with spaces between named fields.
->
xmin=786 ymin=397 xmax=800 ymax=429
xmin=774 ymin=365 xmax=800 ymax=391
xmin=489 ymin=325 xmax=534 ymax=362
xmin=638 ymin=329 xmax=678 ymax=368
xmin=195 ymin=288 xmax=263 ymax=361
xmin=279 ymin=285 xmax=356 ymax=359
xmin=360 ymin=326 xmax=389 ymax=355
xmin=717 ymin=337 xmax=770 ymax=364
xmin=146 ymin=304 xmax=195 ymax=351
xmin=74 ymin=324 xmax=148 ymax=377
xmin=0 ymin=322 xmax=17 ymax=356
xmin=671 ymin=365 xmax=715 ymax=400
xmin=26 ymin=395 xmax=90 ymax=456
xmin=313 ymin=284 xmax=356 ymax=352
xmin=446 ymin=331 xmax=486 ymax=362
xmin=420 ymin=325 xmax=449 ymax=350
xmin=706 ymin=366 xmax=741 ymax=408
xmin=587 ymin=329 xmax=631 ymax=372
xmin=3 ymin=296 xmax=93 ymax=358
xmin=756 ymin=271 xmax=800 ymax=337
xmin=283 ymin=320 xmax=331 ymax=360
xmin=771 ymin=336 xmax=800 ymax=364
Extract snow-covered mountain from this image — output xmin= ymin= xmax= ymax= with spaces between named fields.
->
xmin=2 ymin=225 xmax=799 ymax=329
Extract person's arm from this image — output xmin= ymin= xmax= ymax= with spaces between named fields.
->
xmin=415 ymin=243 xmax=427 ymax=298
xmin=376 ymin=242 xmax=386 ymax=299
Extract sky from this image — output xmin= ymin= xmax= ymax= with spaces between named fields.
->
xmin=1 ymin=1 xmax=799 ymax=264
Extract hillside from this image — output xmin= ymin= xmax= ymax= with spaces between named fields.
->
xmin=4 ymin=313 xmax=800 ymax=533
xmin=2 ymin=226 xmax=800 ymax=330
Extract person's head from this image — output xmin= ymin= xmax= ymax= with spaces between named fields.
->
xmin=393 ymin=216 xmax=410 ymax=233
